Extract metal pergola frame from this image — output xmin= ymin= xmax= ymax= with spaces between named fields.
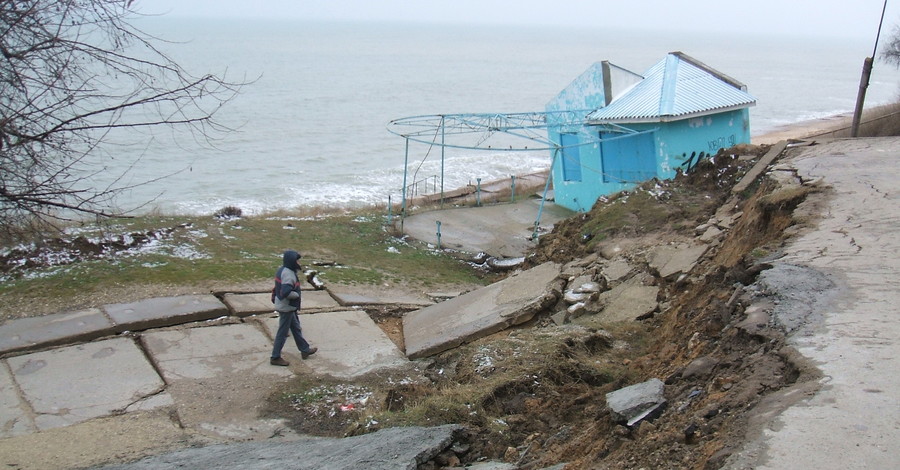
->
xmin=386 ymin=110 xmax=643 ymax=237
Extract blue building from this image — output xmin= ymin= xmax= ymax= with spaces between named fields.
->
xmin=546 ymin=51 xmax=757 ymax=212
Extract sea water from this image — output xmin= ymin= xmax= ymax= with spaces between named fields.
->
xmin=86 ymin=18 xmax=900 ymax=216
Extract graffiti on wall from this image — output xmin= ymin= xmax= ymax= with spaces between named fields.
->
xmin=707 ymin=134 xmax=736 ymax=152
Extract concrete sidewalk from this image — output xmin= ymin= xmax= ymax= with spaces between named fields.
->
xmin=725 ymin=137 xmax=900 ymax=469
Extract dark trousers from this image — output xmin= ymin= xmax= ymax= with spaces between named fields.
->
xmin=271 ymin=311 xmax=310 ymax=358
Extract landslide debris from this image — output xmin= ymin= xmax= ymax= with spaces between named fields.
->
xmin=266 ymin=143 xmax=824 ymax=469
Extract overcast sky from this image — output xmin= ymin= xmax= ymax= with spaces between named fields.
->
xmin=138 ymin=0 xmax=898 ymax=41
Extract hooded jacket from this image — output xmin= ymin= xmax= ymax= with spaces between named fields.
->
xmin=273 ymin=250 xmax=302 ymax=313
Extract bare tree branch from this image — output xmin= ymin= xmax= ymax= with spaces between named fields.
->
xmin=0 ymin=0 xmax=247 ymax=241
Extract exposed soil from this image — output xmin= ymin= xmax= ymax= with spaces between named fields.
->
xmin=256 ymin=143 xmax=826 ymax=469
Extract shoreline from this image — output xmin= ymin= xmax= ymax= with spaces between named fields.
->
xmin=751 ymin=112 xmax=854 ymax=145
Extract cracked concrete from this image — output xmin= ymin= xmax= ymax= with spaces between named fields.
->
xmin=725 ymin=137 xmax=900 ymax=470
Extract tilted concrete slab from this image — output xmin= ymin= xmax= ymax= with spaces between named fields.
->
xmin=589 ymin=276 xmax=659 ymax=323
xmin=0 ymin=308 xmax=114 ymax=356
xmin=221 ymin=292 xmax=273 ymax=317
xmin=648 ymin=243 xmax=708 ymax=279
xmin=6 ymin=337 xmax=170 ymax=431
xmin=0 ymin=364 xmax=34 ymax=438
xmin=259 ymin=310 xmax=408 ymax=378
xmin=94 ymin=424 xmax=462 ymax=470
xmin=403 ymin=262 xmax=562 ymax=359
xmin=104 ymin=295 xmax=229 ymax=332
xmin=141 ymin=323 xmax=291 ymax=381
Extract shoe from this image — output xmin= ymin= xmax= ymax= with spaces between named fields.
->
xmin=270 ymin=357 xmax=289 ymax=366
xmin=301 ymin=347 xmax=318 ymax=360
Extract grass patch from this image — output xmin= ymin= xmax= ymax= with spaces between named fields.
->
xmin=0 ymin=209 xmax=488 ymax=319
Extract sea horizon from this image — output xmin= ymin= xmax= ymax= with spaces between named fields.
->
xmin=78 ymin=18 xmax=900 ymax=217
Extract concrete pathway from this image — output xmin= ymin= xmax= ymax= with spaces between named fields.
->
xmin=400 ymin=196 xmax=574 ymax=258
xmin=725 ymin=137 xmax=900 ymax=469
xmin=0 ymin=286 xmax=412 ymax=441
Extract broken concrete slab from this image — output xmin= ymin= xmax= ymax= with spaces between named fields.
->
xmin=590 ymin=276 xmax=659 ymax=323
xmin=606 ymin=378 xmax=666 ymax=426
xmin=95 ymin=424 xmax=462 ymax=470
xmin=259 ymin=310 xmax=408 ymax=378
xmin=104 ymin=295 xmax=229 ymax=332
xmin=221 ymin=292 xmax=273 ymax=317
xmin=0 ymin=364 xmax=34 ymax=438
xmin=0 ymin=308 xmax=114 ymax=356
xmin=141 ymin=323 xmax=291 ymax=382
xmin=649 ymin=244 xmax=708 ymax=279
xmin=7 ymin=337 xmax=170 ymax=431
xmin=602 ymin=259 xmax=633 ymax=283
xmin=403 ymin=262 xmax=562 ymax=359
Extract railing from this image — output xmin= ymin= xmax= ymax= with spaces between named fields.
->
xmin=405 ymin=175 xmax=438 ymax=199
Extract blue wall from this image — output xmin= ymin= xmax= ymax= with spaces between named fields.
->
xmin=548 ymin=108 xmax=750 ymax=212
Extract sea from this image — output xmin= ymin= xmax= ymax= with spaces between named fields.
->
xmin=87 ymin=18 xmax=900 ymax=216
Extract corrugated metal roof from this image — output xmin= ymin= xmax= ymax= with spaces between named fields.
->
xmin=586 ymin=52 xmax=756 ymax=123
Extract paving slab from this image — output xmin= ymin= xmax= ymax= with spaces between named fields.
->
xmin=403 ymin=262 xmax=562 ymax=359
xmin=96 ymin=424 xmax=462 ymax=470
xmin=140 ymin=323 xmax=292 ymax=440
xmin=299 ymin=290 xmax=341 ymax=311
xmin=0 ymin=363 xmax=34 ymax=438
xmin=104 ymin=295 xmax=229 ymax=332
xmin=648 ymin=243 xmax=708 ymax=279
xmin=6 ymin=337 xmax=170 ymax=431
xmin=260 ymin=310 xmax=408 ymax=378
xmin=329 ymin=288 xmax=434 ymax=307
xmin=590 ymin=276 xmax=659 ymax=323
xmin=402 ymin=198 xmax=574 ymax=258
xmin=221 ymin=292 xmax=273 ymax=317
xmin=141 ymin=323 xmax=290 ymax=381
xmin=0 ymin=308 xmax=114 ymax=356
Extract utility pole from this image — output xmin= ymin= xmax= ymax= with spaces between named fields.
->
xmin=851 ymin=0 xmax=888 ymax=137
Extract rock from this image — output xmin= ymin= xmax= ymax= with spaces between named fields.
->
xmin=574 ymin=281 xmax=602 ymax=294
xmin=551 ymin=310 xmax=569 ymax=325
xmin=564 ymin=291 xmax=588 ymax=304
xmin=605 ymin=378 xmax=667 ymax=426
xmin=503 ymin=446 xmax=519 ymax=462
xmin=699 ymin=226 xmax=723 ymax=243
xmin=567 ymin=302 xmax=586 ymax=318
xmin=682 ymin=356 xmax=720 ymax=379
xmin=487 ymin=256 xmax=525 ymax=271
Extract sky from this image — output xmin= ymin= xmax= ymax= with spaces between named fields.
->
xmin=139 ymin=0 xmax=900 ymax=42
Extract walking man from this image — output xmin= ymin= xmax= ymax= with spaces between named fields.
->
xmin=270 ymin=249 xmax=317 ymax=366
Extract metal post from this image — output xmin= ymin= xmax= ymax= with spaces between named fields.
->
xmin=400 ymin=138 xmax=409 ymax=233
xmin=436 ymin=220 xmax=442 ymax=249
xmin=440 ymin=116 xmax=446 ymax=208
xmin=476 ymin=178 xmax=482 ymax=207
xmin=387 ymin=194 xmax=392 ymax=225
xmin=510 ymin=175 xmax=516 ymax=202
xmin=851 ymin=0 xmax=888 ymax=138
xmin=851 ymin=57 xmax=874 ymax=137
xmin=534 ymin=148 xmax=559 ymax=240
